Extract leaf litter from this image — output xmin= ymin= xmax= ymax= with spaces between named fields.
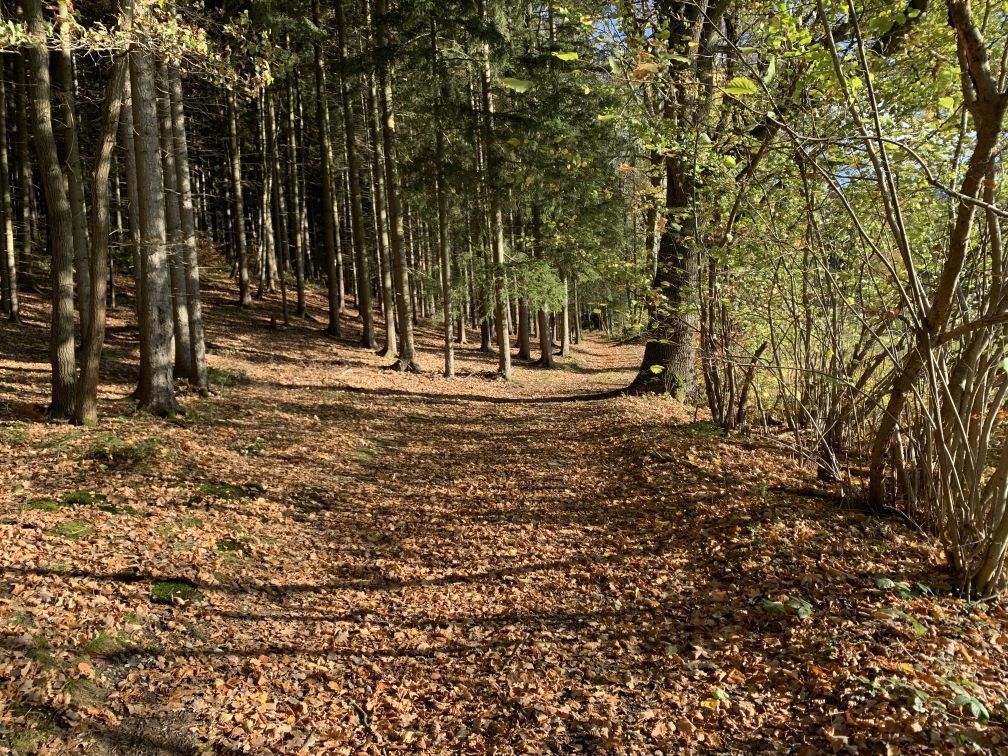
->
xmin=0 ymin=272 xmax=1007 ymax=753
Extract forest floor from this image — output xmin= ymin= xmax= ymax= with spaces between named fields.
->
xmin=1 ymin=262 xmax=1008 ymax=755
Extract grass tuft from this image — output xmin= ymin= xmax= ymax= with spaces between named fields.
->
xmin=150 ymin=579 xmax=199 ymax=605
xmin=81 ymin=433 xmax=159 ymax=467
xmin=46 ymin=520 xmax=95 ymax=540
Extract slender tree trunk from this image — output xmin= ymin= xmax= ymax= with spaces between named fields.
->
xmin=531 ymin=207 xmax=554 ymax=368
xmin=130 ymin=46 xmax=178 ymax=416
xmin=0 ymin=63 xmax=18 ymax=322
xmin=517 ymin=299 xmax=531 ymax=359
xmin=25 ymin=0 xmax=75 ymax=417
xmin=313 ymin=0 xmax=341 ymax=337
xmin=55 ymin=2 xmax=90 ymax=342
xmin=477 ymin=0 xmax=511 ymax=379
xmin=285 ymin=78 xmax=306 ymax=316
xmin=364 ymin=40 xmax=397 ymax=356
xmin=431 ymin=20 xmax=454 ymax=377
xmin=156 ymin=62 xmax=192 ymax=379
xmin=560 ymin=270 xmax=570 ymax=357
xmin=336 ymin=0 xmax=376 ymax=348
xmin=169 ymin=64 xmax=207 ymax=391
xmin=119 ymin=71 xmax=142 ymax=318
xmin=267 ymin=92 xmax=290 ymax=327
xmin=372 ymin=0 xmax=417 ymax=368
xmin=226 ymin=89 xmax=252 ymax=307
xmin=75 ymin=2 xmax=132 ymax=425
xmin=110 ymin=156 xmax=121 ymax=310
xmin=573 ymin=275 xmax=582 ymax=344
xmin=14 ymin=50 xmax=33 ymax=298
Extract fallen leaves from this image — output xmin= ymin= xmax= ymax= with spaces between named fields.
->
xmin=1 ymin=273 xmax=1008 ymax=753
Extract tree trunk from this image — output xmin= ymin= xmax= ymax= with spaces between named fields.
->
xmin=156 ymin=62 xmax=192 ymax=379
xmin=477 ymin=0 xmax=511 ymax=379
xmin=630 ymin=154 xmax=698 ymax=399
xmin=14 ymin=50 xmax=33 ymax=298
xmin=560 ymin=270 xmax=571 ymax=358
xmin=169 ymin=63 xmax=207 ymax=391
xmin=119 ymin=70 xmax=142 ymax=319
xmin=25 ymin=0 xmax=75 ymax=417
xmin=55 ymin=2 xmax=90 ymax=342
xmin=130 ymin=47 xmax=178 ymax=416
xmin=336 ymin=0 xmax=376 ymax=349
xmin=285 ymin=78 xmax=306 ymax=317
xmin=226 ymin=89 xmax=252 ymax=307
xmin=267 ymin=91 xmax=290 ymax=327
xmin=431 ymin=20 xmax=454 ymax=377
xmin=364 ymin=52 xmax=397 ymax=357
xmin=372 ymin=0 xmax=417 ymax=369
xmin=313 ymin=0 xmax=341 ymax=338
xmin=0 ymin=62 xmax=18 ymax=322
xmin=572 ymin=275 xmax=582 ymax=344
xmin=74 ymin=2 xmax=132 ymax=425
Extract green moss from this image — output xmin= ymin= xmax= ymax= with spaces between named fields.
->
xmin=215 ymin=537 xmax=249 ymax=555
xmin=34 ymin=428 xmax=83 ymax=450
xmin=61 ymin=491 xmax=108 ymax=507
xmin=81 ymin=433 xmax=159 ymax=467
xmin=208 ymin=367 xmax=247 ymax=388
xmin=150 ymin=579 xmax=199 ymax=605
xmin=5 ymin=703 xmax=61 ymax=754
xmin=46 ymin=520 xmax=95 ymax=540
xmin=0 ymin=422 xmax=30 ymax=446
xmin=22 ymin=498 xmax=65 ymax=513
xmin=197 ymin=481 xmax=247 ymax=500
xmin=80 ymin=631 xmax=122 ymax=656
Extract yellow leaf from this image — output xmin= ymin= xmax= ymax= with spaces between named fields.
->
xmin=631 ymin=61 xmax=659 ymax=80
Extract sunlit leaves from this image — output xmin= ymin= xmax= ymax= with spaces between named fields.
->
xmin=723 ymin=76 xmax=758 ymax=97
xmin=500 ymin=77 xmax=535 ymax=93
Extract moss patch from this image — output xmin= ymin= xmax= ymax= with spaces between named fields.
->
xmin=22 ymin=498 xmax=65 ymax=513
xmin=150 ymin=579 xmax=199 ymax=605
xmin=81 ymin=433 xmax=159 ymax=467
xmin=61 ymin=490 xmax=108 ymax=507
xmin=46 ymin=520 xmax=95 ymax=540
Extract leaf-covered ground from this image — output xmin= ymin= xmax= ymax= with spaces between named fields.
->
xmin=2 ymin=268 xmax=1008 ymax=754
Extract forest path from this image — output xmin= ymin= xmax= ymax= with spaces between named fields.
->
xmin=1 ymin=271 xmax=1005 ymax=753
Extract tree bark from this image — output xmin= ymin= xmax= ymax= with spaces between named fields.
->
xmin=24 ymin=0 xmax=76 ymax=418
xmin=156 ymin=62 xmax=192 ymax=379
xmin=477 ymin=0 xmax=511 ymax=379
xmin=0 ymin=61 xmax=18 ymax=322
xmin=226 ymin=89 xmax=252 ymax=307
xmin=54 ymin=2 xmax=91 ymax=343
xmin=130 ymin=47 xmax=178 ymax=416
xmin=372 ymin=0 xmax=417 ymax=369
xmin=266 ymin=91 xmax=290 ymax=327
xmin=630 ymin=155 xmax=698 ymax=398
xmin=363 ymin=23 xmax=397 ymax=357
xmin=14 ymin=48 xmax=33 ymax=298
xmin=75 ymin=1 xmax=132 ymax=425
xmin=313 ymin=0 xmax=342 ymax=338
xmin=284 ymin=78 xmax=306 ymax=316
xmin=169 ymin=64 xmax=207 ymax=391
xmin=431 ymin=20 xmax=454 ymax=377
xmin=336 ymin=0 xmax=376 ymax=349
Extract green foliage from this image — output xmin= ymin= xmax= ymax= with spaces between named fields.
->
xmin=81 ymin=434 xmax=159 ymax=467
xmin=23 ymin=498 xmax=66 ymax=513
xmin=197 ymin=481 xmax=248 ymax=500
xmin=762 ymin=596 xmax=813 ymax=619
xmin=46 ymin=520 xmax=95 ymax=540
xmin=150 ymin=579 xmax=200 ymax=605
xmin=208 ymin=367 xmax=248 ymax=389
